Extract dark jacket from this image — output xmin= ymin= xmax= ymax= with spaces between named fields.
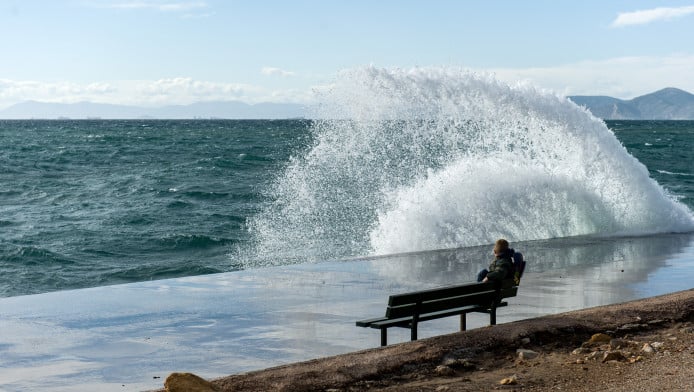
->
xmin=486 ymin=249 xmax=514 ymax=281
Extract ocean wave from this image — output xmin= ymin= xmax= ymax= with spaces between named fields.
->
xmin=102 ymin=263 xmax=223 ymax=282
xmin=1 ymin=246 xmax=76 ymax=265
xmin=182 ymin=190 xmax=231 ymax=200
xmin=657 ymin=169 xmax=692 ymax=177
xmin=167 ymin=200 xmax=195 ymax=209
xmin=241 ymin=66 xmax=694 ymax=265
xmin=157 ymin=234 xmax=234 ymax=250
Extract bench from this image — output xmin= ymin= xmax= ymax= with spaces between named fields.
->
xmin=356 ymin=279 xmax=518 ymax=346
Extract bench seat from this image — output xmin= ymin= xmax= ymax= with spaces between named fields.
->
xmin=358 ymin=302 xmax=509 ymax=329
xmin=356 ymin=280 xmax=517 ymax=346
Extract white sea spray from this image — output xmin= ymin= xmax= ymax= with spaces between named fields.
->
xmin=243 ymin=66 xmax=694 ymax=265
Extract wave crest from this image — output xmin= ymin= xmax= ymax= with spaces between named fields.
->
xmin=241 ymin=67 xmax=694 ymax=264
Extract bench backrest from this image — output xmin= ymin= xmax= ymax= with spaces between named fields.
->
xmin=385 ymin=280 xmax=518 ymax=319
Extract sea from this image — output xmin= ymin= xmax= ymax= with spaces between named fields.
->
xmin=2 ymin=68 xmax=694 ymax=298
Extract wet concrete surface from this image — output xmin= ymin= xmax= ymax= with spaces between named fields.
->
xmin=1 ymin=233 xmax=693 ymax=391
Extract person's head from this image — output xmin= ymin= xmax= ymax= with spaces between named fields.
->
xmin=493 ymin=238 xmax=509 ymax=256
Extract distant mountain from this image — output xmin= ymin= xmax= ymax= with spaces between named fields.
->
xmin=4 ymin=88 xmax=693 ymax=120
xmin=0 ymin=100 xmax=307 ymax=119
xmin=569 ymin=88 xmax=694 ymax=120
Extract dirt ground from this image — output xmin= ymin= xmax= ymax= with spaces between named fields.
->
xmin=350 ymin=320 xmax=694 ymax=392
xmin=159 ymin=289 xmax=694 ymax=392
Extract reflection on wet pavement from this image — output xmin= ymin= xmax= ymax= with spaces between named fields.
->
xmin=1 ymin=233 xmax=693 ymax=391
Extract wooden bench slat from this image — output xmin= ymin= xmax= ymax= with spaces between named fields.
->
xmin=387 ymin=280 xmax=514 ymax=306
xmin=356 ymin=278 xmax=521 ymax=346
xmin=417 ymin=301 xmax=508 ymax=323
xmin=355 ymin=316 xmax=389 ymax=327
xmin=366 ymin=315 xmax=416 ymax=329
xmin=386 ymin=286 xmax=517 ymax=319
xmin=386 ymin=291 xmax=496 ymax=319
xmin=357 ymin=302 xmax=509 ymax=329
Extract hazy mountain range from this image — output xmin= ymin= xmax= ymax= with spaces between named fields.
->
xmin=0 ymin=100 xmax=306 ymax=120
xmin=569 ymin=87 xmax=694 ymax=120
xmin=1 ymin=87 xmax=693 ymax=119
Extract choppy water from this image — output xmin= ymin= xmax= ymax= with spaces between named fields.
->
xmin=0 ymin=120 xmax=309 ymax=296
xmin=1 ymin=69 xmax=693 ymax=298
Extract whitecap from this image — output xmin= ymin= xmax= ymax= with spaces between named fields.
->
xmin=240 ymin=66 xmax=694 ymax=265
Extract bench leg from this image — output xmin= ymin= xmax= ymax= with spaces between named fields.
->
xmin=380 ymin=328 xmax=388 ymax=346
xmin=490 ymin=305 xmax=497 ymax=326
xmin=460 ymin=313 xmax=467 ymax=331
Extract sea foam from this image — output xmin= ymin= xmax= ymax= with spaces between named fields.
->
xmin=244 ymin=67 xmax=694 ymax=264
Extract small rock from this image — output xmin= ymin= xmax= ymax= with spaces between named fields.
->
xmin=164 ymin=373 xmax=218 ymax=392
xmin=681 ymin=327 xmax=694 ymax=334
xmin=587 ymin=333 xmax=612 ymax=344
xmin=651 ymin=342 xmax=665 ymax=349
xmin=618 ymin=323 xmax=644 ymax=332
xmin=602 ymin=351 xmax=627 ymax=363
xmin=629 ymin=355 xmax=644 ymax=364
xmin=647 ymin=319 xmax=666 ymax=326
xmin=441 ymin=357 xmax=458 ymax=367
xmin=586 ymin=351 xmax=603 ymax=361
xmin=520 ymin=337 xmax=531 ymax=345
xmin=500 ymin=375 xmax=518 ymax=385
xmin=441 ymin=357 xmax=475 ymax=369
xmin=572 ymin=347 xmax=591 ymax=355
xmin=516 ymin=349 xmax=539 ymax=360
xmin=574 ymin=359 xmax=586 ymax=364
xmin=609 ymin=338 xmax=630 ymax=349
xmin=458 ymin=360 xmax=476 ymax=370
xmin=435 ymin=386 xmax=450 ymax=392
xmin=435 ymin=365 xmax=455 ymax=377
xmin=642 ymin=343 xmax=656 ymax=354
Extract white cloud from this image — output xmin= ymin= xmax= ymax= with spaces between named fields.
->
xmin=96 ymin=1 xmax=208 ymax=12
xmin=181 ymin=12 xmax=215 ymax=19
xmin=3 ymin=55 xmax=694 ymax=110
xmin=0 ymin=78 xmax=314 ymax=110
xmin=0 ymin=80 xmax=117 ymax=106
xmin=135 ymin=77 xmax=264 ymax=104
xmin=485 ymin=54 xmax=694 ymax=99
xmin=261 ymin=67 xmax=296 ymax=77
xmin=612 ymin=5 xmax=694 ymax=27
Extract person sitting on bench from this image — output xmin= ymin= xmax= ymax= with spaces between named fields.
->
xmin=477 ymin=238 xmax=514 ymax=283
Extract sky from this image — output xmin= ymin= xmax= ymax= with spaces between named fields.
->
xmin=2 ymin=0 xmax=694 ymax=109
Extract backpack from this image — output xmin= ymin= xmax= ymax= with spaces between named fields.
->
xmin=512 ymin=251 xmax=525 ymax=285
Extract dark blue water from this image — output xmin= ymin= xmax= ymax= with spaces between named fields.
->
xmin=0 ymin=120 xmax=310 ymax=297
xmin=0 ymin=119 xmax=692 ymax=297
xmin=612 ymin=120 xmax=694 ymax=207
